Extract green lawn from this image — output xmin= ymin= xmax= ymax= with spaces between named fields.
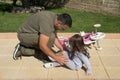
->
xmin=0 ymin=8 xmax=120 ymax=33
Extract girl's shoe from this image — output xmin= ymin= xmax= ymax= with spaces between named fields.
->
xmin=43 ymin=62 xmax=54 ymax=68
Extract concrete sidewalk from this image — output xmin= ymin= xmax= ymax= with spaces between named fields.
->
xmin=0 ymin=33 xmax=120 ymax=80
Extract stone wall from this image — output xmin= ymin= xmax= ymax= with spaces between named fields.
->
xmin=65 ymin=0 xmax=120 ymax=16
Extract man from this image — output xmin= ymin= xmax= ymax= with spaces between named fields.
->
xmin=13 ymin=11 xmax=72 ymax=65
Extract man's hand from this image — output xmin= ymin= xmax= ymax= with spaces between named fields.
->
xmin=55 ymin=54 xmax=68 ymax=65
xmin=39 ymin=34 xmax=68 ymax=65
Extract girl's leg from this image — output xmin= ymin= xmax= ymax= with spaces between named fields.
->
xmin=64 ymin=51 xmax=82 ymax=70
xmin=44 ymin=51 xmax=82 ymax=70
xmin=43 ymin=51 xmax=76 ymax=69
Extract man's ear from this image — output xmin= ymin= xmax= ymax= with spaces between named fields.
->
xmin=55 ymin=20 xmax=61 ymax=26
xmin=55 ymin=19 xmax=59 ymax=25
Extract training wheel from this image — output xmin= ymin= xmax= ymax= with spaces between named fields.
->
xmin=91 ymin=32 xmax=105 ymax=50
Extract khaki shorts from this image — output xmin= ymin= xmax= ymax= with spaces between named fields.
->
xmin=17 ymin=33 xmax=39 ymax=48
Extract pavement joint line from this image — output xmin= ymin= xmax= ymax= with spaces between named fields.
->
xmin=96 ymin=51 xmax=111 ymax=79
xmin=76 ymin=71 xmax=80 ymax=80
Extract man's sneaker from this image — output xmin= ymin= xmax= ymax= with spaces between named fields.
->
xmin=43 ymin=62 xmax=54 ymax=68
xmin=13 ymin=43 xmax=22 ymax=60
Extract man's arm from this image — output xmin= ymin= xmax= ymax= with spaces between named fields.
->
xmin=39 ymin=34 xmax=68 ymax=65
xmin=54 ymin=38 xmax=63 ymax=51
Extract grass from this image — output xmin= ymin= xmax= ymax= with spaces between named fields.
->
xmin=0 ymin=12 xmax=32 ymax=32
xmin=50 ymin=8 xmax=120 ymax=33
xmin=0 ymin=8 xmax=120 ymax=33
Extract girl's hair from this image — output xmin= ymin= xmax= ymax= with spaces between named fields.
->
xmin=69 ymin=34 xmax=87 ymax=59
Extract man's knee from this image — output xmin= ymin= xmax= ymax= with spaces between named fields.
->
xmin=20 ymin=46 xmax=36 ymax=56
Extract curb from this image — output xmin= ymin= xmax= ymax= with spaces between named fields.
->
xmin=0 ymin=33 xmax=120 ymax=39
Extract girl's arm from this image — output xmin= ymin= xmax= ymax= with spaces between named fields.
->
xmin=77 ymin=52 xmax=92 ymax=74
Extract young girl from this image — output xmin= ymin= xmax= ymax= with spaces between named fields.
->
xmin=44 ymin=34 xmax=92 ymax=75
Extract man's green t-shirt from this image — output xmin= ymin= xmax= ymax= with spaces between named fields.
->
xmin=18 ymin=11 xmax=57 ymax=47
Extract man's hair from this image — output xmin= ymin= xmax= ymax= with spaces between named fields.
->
xmin=57 ymin=13 xmax=72 ymax=28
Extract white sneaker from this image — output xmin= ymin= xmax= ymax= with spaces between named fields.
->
xmin=43 ymin=62 xmax=54 ymax=68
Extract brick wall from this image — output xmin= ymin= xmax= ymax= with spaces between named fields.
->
xmin=65 ymin=0 xmax=120 ymax=16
